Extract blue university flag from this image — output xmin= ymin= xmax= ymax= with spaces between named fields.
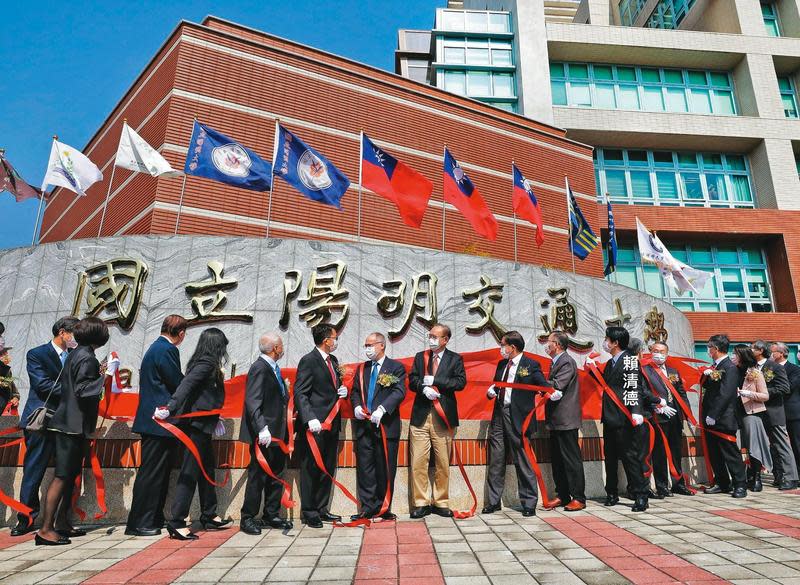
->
xmin=184 ymin=121 xmax=272 ymax=191
xmin=273 ymin=124 xmax=350 ymax=208
xmin=566 ymin=178 xmax=599 ymax=260
xmin=604 ymin=196 xmax=617 ymax=276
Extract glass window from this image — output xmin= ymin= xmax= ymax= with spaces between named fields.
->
xmin=467 ymin=71 xmax=491 ymax=96
xmin=687 ymin=71 xmax=707 ymax=85
xmin=605 ymin=170 xmax=628 ymax=198
xmin=569 ymin=82 xmax=592 ymax=106
xmin=488 ymin=12 xmax=509 ymax=32
xmin=596 ymin=83 xmax=617 ymax=108
xmin=466 ymin=47 xmax=489 ymax=65
xmin=779 ymin=77 xmax=798 ymax=118
xmin=762 ymin=2 xmax=781 ymax=36
xmin=551 ymin=80 xmax=567 ymax=105
xmin=653 ymin=152 xmax=675 ymax=167
xmin=443 ymin=70 xmax=466 ymax=94
xmin=569 ymin=63 xmax=590 ymax=79
xmin=630 ymin=171 xmax=653 ymax=198
xmin=618 ymin=85 xmax=640 ymax=109
xmin=492 ymin=49 xmax=512 ymax=66
xmin=465 ymin=11 xmax=488 ymax=31
xmin=656 ymin=172 xmax=680 ymax=200
xmin=664 ymin=69 xmax=684 ymax=84
xmin=681 ymin=173 xmax=703 ymax=200
xmin=720 ymin=268 xmax=745 ymax=297
xmin=705 ymin=173 xmax=728 ymax=202
xmin=641 ymin=68 xmax=661 ymax=83
xmin=628 ymin=151 xmax=649 ymax=166
xmin=712 ymin=90 xmax=736 ymax=115
xmin=550 ymin=63 xmax=565 ymax=78
xmin=709 ymin=72 xmax=730 ymax=87
xmin=594 ymin=65 xmax=614 ymax=80
xmin=444 ymin=47 xmax=465 ymax=64
xmin=665 ymin=87 xmax=688 ymax=112
xmin=441 ymin=10 xmax=464 ymax=30
xmin=689 ymin=89 xmax=712 ymax=113
xmin=493 ymin=73 xmax=514 ymax=97
xmin=617 ymin=66 xmax=637 ymax=81
xmin=643 ymin=86 xmax=665 ymax=111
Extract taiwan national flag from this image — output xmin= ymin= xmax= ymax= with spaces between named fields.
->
xmin=273 ymin=124 xmax=350 ymax=208
xmin=512 ymin=163 xmax=544 ymax=247
xmin=361 ymin=133 xmax=432 ymax=228
xmin=442 ymin=148 xmax=498 ymax=240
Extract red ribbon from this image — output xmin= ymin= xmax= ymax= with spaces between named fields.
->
xmin=252 ymin=383 xmax=297 ymax=510
xmin=0 ymin=432 xmax=33 ymax=526
xmin=355 ymin=365 xmax=393 ymax=520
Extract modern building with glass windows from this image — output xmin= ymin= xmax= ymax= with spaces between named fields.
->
xmin=397 ymin=0 xmax=800 ymax=357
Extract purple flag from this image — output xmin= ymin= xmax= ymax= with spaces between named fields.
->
xmin=1 ymin=155 xmax=42 ymax=203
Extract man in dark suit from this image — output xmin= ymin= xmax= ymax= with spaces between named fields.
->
xmin=591 ymin=326 xmax=649 ymax=512
xmin=125 ymin=315 xmax=187 ymax=536
xmin=702 ymin=334 xmax=747 ymax=497
xmin=12 ymin=316 xmax=78 ymax=536
xmin=772 ymin=343 xmax=800 ymax=472
xmin=239 ymin=332 xmax=292 ymax=535
xmin=643 ymin=341 xmax=692 ymax=497
xmin=543 ymin=331 xmax=586 ymax=511
xmin=350 ymin=332 xmax=407 ymax=521
xmin=294 ymin=323 xmax=348 ymax=528
xmin=408 ymin=324 xmax=466 ymax=519
xmin=482 ymin=331 xmax=547 ymax=517
xmin=752 ymin=340 xmax=798 ymax=489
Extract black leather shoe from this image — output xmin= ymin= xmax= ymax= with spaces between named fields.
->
xmin=320 ymin=512 xmax=342 ymax=522
xmin=704 ymin=485 xmax=730 ymax=494
xmin=731 ymin=487 xmax=747 ymax=498
xmin=631 ymin=496 xmax=649 ymax=512
xmin=410 ymin=506 xmax=431 ymax=519
xmin=672 ymin=484 xmax=693 ymax=496
xmin=379 ymin=512 xmax=397 ymax=521
xmin=240 ymin=519 xmax=262 ymax=535
xmin=302 ymin=517 xmax=324 ymax=528
xmin=35 ymin=533 xmax=70 ymax=546
xmin=481 ymin=504 xmax=501 ymax=514
xmin=56 ymin=528 xmax=86 ymax=538
xmin=772 ymin=475 xmax=782 ymax=488
xmin=432 ymin=507 xmax=453 ymax=517
xmin=521 ymin=506 xmax=536 ymax=517
xmin=124 ymin=527 xmax=161 ymax=537
xmin=649 ymin=490 xmax=665 ymax=500
xmin=10 ymin=523 xmax=33 ymax=537
xmin=166 ymin=525 xmax=198 ymax=540
xmin=779 ymin=480 xmax=798 ymax=491
xmin=603 ymin=494 xmax=619 ymax=507
xmin=261 ymin=517 xmax=293 ymax=530
xmin=350 ymin=513 xmax=370 ymax=522
xmin=201 ymin=517 xmax=232 ymax=530
xmin=752 ymin=475 xmax=763 ymax=492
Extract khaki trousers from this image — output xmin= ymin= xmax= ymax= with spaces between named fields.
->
xmin=409 ymin=412 xmax=453 ymax=507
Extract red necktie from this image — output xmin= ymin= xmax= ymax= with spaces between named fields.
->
xmin=325 ymin=356 xmax=338 ymax=389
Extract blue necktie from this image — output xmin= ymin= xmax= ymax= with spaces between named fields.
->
xmin=274 ymin=364 xmax=286 ymax=397
xmin=367 ymin=362 xmax=379 ymax=411
xmin=59 ymin=351 xmax=67 ymax=367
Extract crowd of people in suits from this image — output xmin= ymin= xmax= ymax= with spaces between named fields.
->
xmin=1 ymin=315 xmax=799 ymax=546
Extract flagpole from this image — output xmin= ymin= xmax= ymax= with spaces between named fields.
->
xmin=512 ymin=160 xmax=518 ymax=264
xmin=97 ymin=120 xmax=124 ymax=238
xmin=266 ymin=119 xmax=280 ymax=239
xmin=565 ymin=175 xmax=576 ymax=275
xmin=441 ymin=145 xmax=446 ymax=252
xmin=32 ymin=136 xmax=56 ymax=246
xmin=174 ymin=174 xmax=187 ymax=235
xmin=357 ymin=129 xmax=364 ymax=243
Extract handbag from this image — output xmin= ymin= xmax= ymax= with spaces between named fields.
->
xmin=25 ymin=368 xmax=63 ymax=433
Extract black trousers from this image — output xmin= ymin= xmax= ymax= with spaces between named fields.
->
xmin=354 ymin=422 xmax=399 ymax=516
xmin=169 ymin=428 xmax=217 ymax=527
xmin=299 ymin=420 xmax=340 ymax=521
xmin=18 ymin=429 xmax=56 ymax=524
xmin=604 ymin=425 xmax=647 ymax=497
xmin=550 ymin=429 xmax=586 ymax=503
xmin=127 ymin=434 xmax=177 ymax=530
xmin=652 ymin=417 xmax=685 ymax=492
xmin=788 ymin=419 xmax=800 ymax=472
xmin=241 ymin=442 xmax=287 ymax=521
xmin=706 ymin=428 xmax=746 ymax=490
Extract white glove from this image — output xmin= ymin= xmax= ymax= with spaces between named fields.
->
xmin=337 ymin=385 xmax=348 ymax=398
xmin=658 ymin=405 xmax=677 ymax=418
xmin=423 ymin=387 xmax=440 ymax=400
xmin=705 ymin=416 xmax=715 ymax=426
xmin=308 ymin=419 xmax=322 ymax=433
xmin=214 ymin=419 xmax=226 ymax=437
xmin=487 ymin=385 xmax=497 ymax=399
xmin=658 ymin=398 xmax=667 ymax=408
xmin=423 ymin=375 xmax=435 ymax=386
xmin=153 ymin=407 xmax=170 ymax=420
xmin=738 ymin=389 xmax=754 ymax=398
xmin=370 ymin=406 xmax=385 ymax=426
xmin=354 ymin=405 xmax=367 ymax=420
xmin=106 ymin=354 xmax=120 ymax=376
xmin=703 ymin=369 xmax=714 ymax=377
xmin=632 ymin=414 xmax=644 ymax=426
xmin=585 ymin=356 xmax=596 ymax=367
xmin=258 ymin=425 xmax=271 ymax=446
xmin=549 ymin=390 xmax=563 ymax=402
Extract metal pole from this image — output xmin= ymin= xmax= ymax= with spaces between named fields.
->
xmin=441 ymin=145 xmax=446 ymax=251
xmin=97 ymin=163 xmax=117 ymax=238
xmin=357 ymin=130 xmax=364 ymax=243
xmin=32 ymin=136 xmax=57 ymax=246
xmin=174 ymin=174 xmax=187 ymax=235
xmin=566 ymin=176 xmax=576 ymax=275
xmin=267 ymin=119 xmax=280 ymax=239
xmin=512 ymin=160 xmax=518 ymax=264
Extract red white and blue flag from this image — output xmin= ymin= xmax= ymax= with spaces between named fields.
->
xmin=360 ymin=133 xmax=432 ymax=228
xmin=512 ymin=163 xmax=544 ymax=247
xmin=442 ymin=148 xmax=498 ymax=241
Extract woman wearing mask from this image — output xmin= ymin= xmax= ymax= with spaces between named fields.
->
xmin=732 ymin=344 xmax=771 ymax=492
xmin=36 ymin=317 xmax=109 ymax=546
xmin=154 ymin=327 xmax=232 ymax=540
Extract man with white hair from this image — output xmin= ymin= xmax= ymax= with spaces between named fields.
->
xmin=239 ymin=332 xmax=292 ymax=535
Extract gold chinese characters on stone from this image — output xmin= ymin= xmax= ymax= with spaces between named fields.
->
xmin=377 ymin=272 xmax=438 ymax=340
xmin=462 ymin=275 xmax=508 ymax=342
xmin=537 ymin=287 xmax=593 ymax=351
xmin=184 ymin=260 xmax=253 ymax=325
xmin=281 ymin=261 xmax=350 ymax=330
xmin=71 ymin=258 xmax=149 ymax=330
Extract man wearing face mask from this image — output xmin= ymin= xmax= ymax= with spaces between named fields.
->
xmin=644 ymin=342 xmax=692 ymax=497
xmin=294 ymin=324 xmax=348 ymax=528
xmin=239 ymin=332 xmax=293 ymax=535
xmin=483 ymin=331 xmax=548 ymax=516
xmin=408 ymin=324 xmax=466 ymax=519
xmin=13 ymin=316 xmax=79 ymax=536
xmin=350 ymin=332 xmax=407 ymax=521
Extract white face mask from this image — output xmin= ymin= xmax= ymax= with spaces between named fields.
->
xmin=365 ymin=346 xmax=377 ymax=360
xmin=500 ymin=346 xmax=510 ymax=359
xmin=730 ymin=355 xmax=739 ymax=366
xmin=651 ymin=353 xmax=667 ymax=365
xmin=274 ymin=349 xmax=284 ymax=361
xmin=602 ymin=340 xmax=612 ymax=353
xmin=330 ymin=339 xmax=338 ymax=352
xmin=428 ymin=336 xmax=440 ymax=349
xmin=66 ymin=338 xmax=78 ymax=350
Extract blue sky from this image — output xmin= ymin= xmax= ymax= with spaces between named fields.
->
xmin=0 ymin=0 xmax=439 ymax=250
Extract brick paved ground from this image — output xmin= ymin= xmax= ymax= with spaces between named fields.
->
xmin=1 ymin=487 xmax=800 ymax=584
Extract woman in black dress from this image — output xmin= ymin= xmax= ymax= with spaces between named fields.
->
xmin=36 ymin=317 xmax=109 ymax=546
xmin=154 ymin=327 xmax=232 ymax=540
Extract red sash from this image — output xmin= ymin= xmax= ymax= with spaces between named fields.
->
xmin=355 ymin=364 xmax=393 ymax=519
xmin=0 ymin=426 xmax=32 ymax=525
xmin=253 ymin=380 xmax=297 ymax=510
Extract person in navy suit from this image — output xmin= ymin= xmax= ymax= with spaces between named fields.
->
xmin=12 ymin=316 xmax=78 ymax=537
xmin=125 ymin=315 xmax=187 ymax=536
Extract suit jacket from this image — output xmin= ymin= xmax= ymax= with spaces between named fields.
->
xmin=545 ymin=352 xmax=581 ymax=431
xmin=351 ymin=357 xmax=407 ymax=440
xmin=20 ymin=342 xmax=64 ymax=429
xmin=0 ymin=361 xmax=20 ymax=404
xmin=409 ymin=348 xmax=466 ymax=428
xmin=294 ymin=348 xmax=342 ymax=427
xmin=166 ymin=356 xmax=224 ymax=434
xmin=601 ymin=350 xmax=643 ymax=428
xmin=760 ymin=359 xmax=790 ymax=427
xmin=132 ymin=336 xmax=184 ymax=437
xmin=490 ymin=354 xmax=547 ymax=437
xmin=643 ymin=364 xmax=689 ymax=424
xmin=701 ymin=356 xmax=739 ymax=431
xmin=783 ymin=361 xmax=800 ymax=421
xmin=49 ymin=345 xmax=105 ymax=436
xmin=239 ymin=357 xmax=287 ymax=444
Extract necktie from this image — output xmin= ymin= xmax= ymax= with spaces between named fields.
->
xmin=367 ymin=361 xmax=379 ymax=411
xmin=275 ymin=364 xmax=286 ymax=397
xmin=325 ymin=356 xmax=338 ymax=390
xmin=432 ymin=353 xmax=440 ymax=375
xmin=661 ymin=366 xmax=672 ymax=402
xmin=59 ymin=351 xmax=67 ymax=367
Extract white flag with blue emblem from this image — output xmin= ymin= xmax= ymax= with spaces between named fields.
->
xmin=636 ymin=217 xmax=712 ymax=294
xmin=115 ymin=122 xmax=181 ymax=177
xmin=41 ymin=139 xmax=103 ymax=197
